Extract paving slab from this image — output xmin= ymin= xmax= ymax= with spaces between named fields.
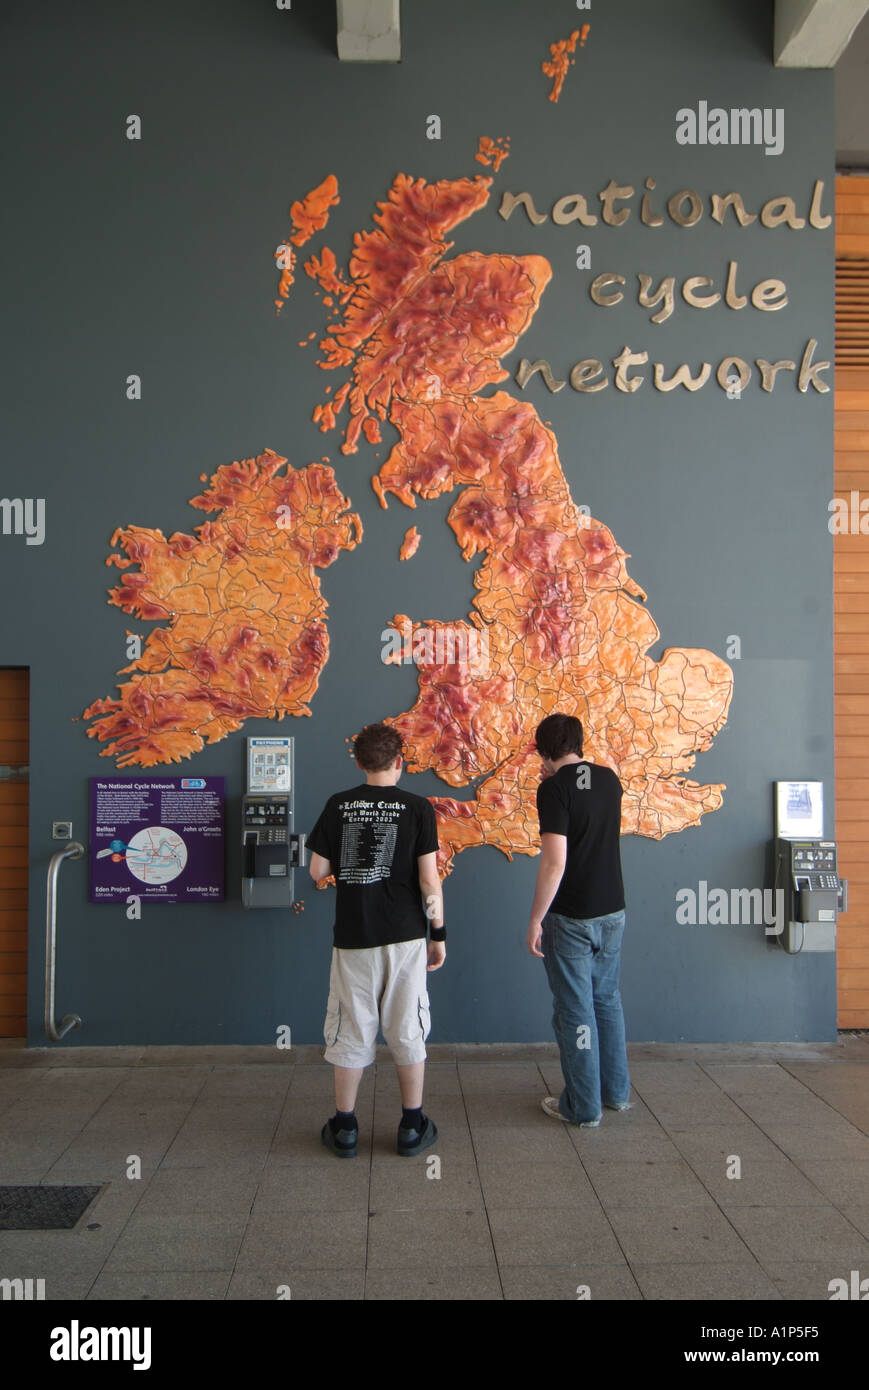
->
xmin=630 ymin=1260 xmax=782 ymax=1300
xmin=253 ymin=1163 xmax=371 ymax=1212
xmin=604 ymin=1205 xmax=756 ymax=1265
xmin=476 ymin=1160 xmax=597 ymax=1210
xmin=102 ymin=1212 xmax=249 ymax=1272
xmin=366 ymin=1209 xmax=496 ymax=1268
xmin=227 ymin=1268 xmax=364 ymax=1300
xmin=723 ymin=1205 xmax=869 ymax=1264
xmin=87 ymin=1271 xmax=231 ymax=1300
xmin=500 ymin=1263 xmax=642 ymax=1300
xmin=364 ymin=1266 xmax=503 ymax=1299
xmin=235 ymin=1210 xmax=367 ymax=1270
xmin=763 ymin=1261 xmax=864 ymax=1300
xmin=585 ymin=1158 xmax=717 ymax=1209
xmin=487 ymin=1206 xmax=623 ymax=1266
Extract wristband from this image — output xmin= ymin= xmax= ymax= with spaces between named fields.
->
xmin=428 ymin=926 xmax=446 ymax=942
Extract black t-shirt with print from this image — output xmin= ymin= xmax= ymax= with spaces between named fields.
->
xmin=536 ymin=761 xmax=625 ymax=920
xmin=307 ymin=784 xmax=439 ymax=948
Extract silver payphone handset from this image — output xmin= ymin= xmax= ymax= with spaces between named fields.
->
xmin=242 ymin=737 xmax=306 ymax=909
xmin=773 ymin=781 xmax=847 ymax=954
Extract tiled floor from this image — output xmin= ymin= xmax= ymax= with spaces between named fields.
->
xmin=1 ymin=1039 xmax=868 ymax=1300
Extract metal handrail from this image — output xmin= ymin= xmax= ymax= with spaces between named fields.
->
xmin=44 ymin=842 xmax=84 ymax=1042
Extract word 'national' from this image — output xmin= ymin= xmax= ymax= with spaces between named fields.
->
xmin=499 ymin=179 xmax=831 ymax=231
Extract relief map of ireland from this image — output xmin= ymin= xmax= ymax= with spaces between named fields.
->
xmin=82 ymin=148 xmax=733 ymax=877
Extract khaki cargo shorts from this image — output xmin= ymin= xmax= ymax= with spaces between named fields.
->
xmin=323 ymin=938 xmax=430 ymax=1067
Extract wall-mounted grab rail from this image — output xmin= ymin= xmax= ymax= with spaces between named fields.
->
xmin=44 ymin=842 xmax=84 ymax=1042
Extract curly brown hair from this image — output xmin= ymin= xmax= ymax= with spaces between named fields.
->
xmin=353 ymin=722 xmax=404 ymax=772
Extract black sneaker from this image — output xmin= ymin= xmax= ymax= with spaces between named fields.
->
xmin=321 ymin=1120 xmax=358 ymax=1158
xmin=397 ymin=1114 xmax=438 ymax=1157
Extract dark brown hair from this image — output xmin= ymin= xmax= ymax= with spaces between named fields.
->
xmin=354 ymin=722 xmax=404 ymax=772
xmin=535 ymin=713 xmax=583 ymax=760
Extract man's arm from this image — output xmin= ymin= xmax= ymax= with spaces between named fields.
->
xmin=418 ymin=850 xmax=446 ymax=972
xmin=308 ymin=851 xmax=331 ymax=882
xmin=526 ymin=833 xmax=567 ymax=958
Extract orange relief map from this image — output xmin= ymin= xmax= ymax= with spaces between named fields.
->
xmin=84 ymin=157 xmax=732 ymax=872
xmin=82 ymin=458 xmax=362 ymax=766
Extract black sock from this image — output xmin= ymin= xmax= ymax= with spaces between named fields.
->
xmin=401 ymin=1106 xmax=424 ymax=1132
xmin=330 ymin=1109 xmax=357 ymax=1135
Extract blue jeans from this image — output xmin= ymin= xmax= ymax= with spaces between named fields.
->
xmin=542 ymin=909 xmax=630 ymax=1124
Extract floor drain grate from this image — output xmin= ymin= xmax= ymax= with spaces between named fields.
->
xmin=0 ymin=1185 xmax=102 ymax=1230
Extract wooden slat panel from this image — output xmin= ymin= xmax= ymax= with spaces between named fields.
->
xmin=832 ymin=695 xmax=869 ymax=714
xmin=835 ymin=182 xmax=869 ymax=1024
xmin=836 ymin=989 xmax=869 ymax=1007
xmin=0 ymin=717 xmax=29 ymax=741
xmin=828 ymin=611 xmax=869 ymax=628
xmin=837 ymin=369 xmax=869 ymax=390
xmin=839 ymin=969 xmax=869 ymax=989
xmin=839 ymin=1010 xmax=869 ymax=1027
xmin=0 ymin=667 xmax=27 ymax=1040
xmin=836 ymin=924 xmax=869 ymax=948
xmin=0 ymin=670 xmax=27 ymax=696
xmin=834 ymin=432 xmax=869 ymax=449
xmin=838 ymin=948 xmax=869 ymax=967
xmin=832 ymin=530 xmax=869 ymax=550
xmin=836 ymin=216 xmax=869 ymax=234
xmin=834 ymin=842 xmax=869 ymax=861
xmin=834 ymin=475 xmax=869 ymax=490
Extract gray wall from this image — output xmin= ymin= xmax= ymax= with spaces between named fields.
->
xmin=1 ymin=0 xmax=836 ymax=1043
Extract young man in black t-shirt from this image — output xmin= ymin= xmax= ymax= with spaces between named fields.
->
xmin=526 ymin=713 xmax=632 ymax=1127
xmin=307 ymin=723 xmax=445 ymax=1158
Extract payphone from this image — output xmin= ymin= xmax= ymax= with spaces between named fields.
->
xmin=773 ymin=782 xmax=847 ymax=954
xmin=242 ymin=737 xmax=306 ymax=909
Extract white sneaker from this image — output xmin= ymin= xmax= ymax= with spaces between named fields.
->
xmin=541 ymin=1096 xmax=601 ymax=1127
xmin=604 ymin=1101 xmax=633 ymax=1112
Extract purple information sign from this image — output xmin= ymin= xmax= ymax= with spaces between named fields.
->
xmin=89 ymin=777 xmax=225 ymax=904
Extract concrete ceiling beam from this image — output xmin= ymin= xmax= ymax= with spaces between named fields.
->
xmin=775 ymin=0 xmax=869 ymax=67
xmin=337 ymin=0 xmax=401 ymax=62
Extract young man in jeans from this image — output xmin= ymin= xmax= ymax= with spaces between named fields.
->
xmin=526 ymin=713 xmax=631 ymax=1127
xmin=307 ymin=723 xmax=446 ymax=1157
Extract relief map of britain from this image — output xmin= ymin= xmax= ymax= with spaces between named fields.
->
xmin=83 ymin=119 xmax=733 ymax=877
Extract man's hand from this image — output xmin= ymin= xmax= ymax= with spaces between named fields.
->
xmin=526 ymin=919 xmax=545 ymax=958
xmin=426 ymin=941 xmax=446 ymax=971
